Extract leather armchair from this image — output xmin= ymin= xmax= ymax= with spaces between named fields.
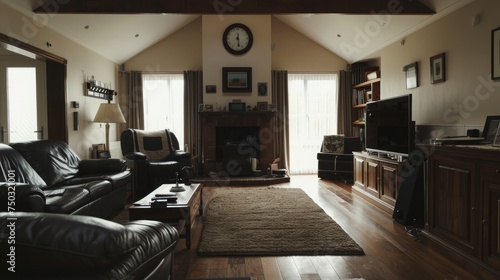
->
xmin=121 ymin=129 xmax=191 ymax=199
xmin=0 ymin=212 xmax=178 ymax=280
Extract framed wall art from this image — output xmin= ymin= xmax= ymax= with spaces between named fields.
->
xmin=222 ymin=67 xmax=252 ymax=93
xmin=491 ymin=27 xmax=500 ymax=80
xmin=430 ymin=53 xmax=446 ymax=84
xmin=403 ymin=62 xmax=418 ymax=89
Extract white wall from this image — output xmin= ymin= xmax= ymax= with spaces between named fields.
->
xmin=368 ymin=0 xmax=500 ymax=128
xmin=0 ymin=2 xmax=119 ymax=159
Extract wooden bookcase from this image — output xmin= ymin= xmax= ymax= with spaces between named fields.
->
xmin=352 ymin=78 xmax=380 ymax=128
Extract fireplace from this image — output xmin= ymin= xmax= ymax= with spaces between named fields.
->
xmin=216 ymin=126 xmax=260 ymax=176
xmin=200 ymin=111 xmax=276 ymax=176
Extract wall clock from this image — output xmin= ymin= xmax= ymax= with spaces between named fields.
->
xmin=223 ymin=23 xmax=253 ymax=55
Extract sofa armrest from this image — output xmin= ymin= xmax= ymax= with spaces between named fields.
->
xmin=124 ymin=152 xmax=148 ymax=161
xmin=166 ymin=150 xmax=191 ymax=160
xmin=78 ymin=159 xmax=127 ymax=175
xmin=0 ymin=212 xmax=178 ymax=279
xmin=0 ymin=183 xmax=45 ymax=212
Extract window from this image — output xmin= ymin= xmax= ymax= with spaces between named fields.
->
xmin=142 ymin=73 xmax=184 ymax=146
xmin=288 ymin=73 xmax=338 ymax=174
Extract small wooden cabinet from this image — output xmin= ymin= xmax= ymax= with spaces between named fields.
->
xmin=420 ymin=144 xmax=500 ymax=277
xmin=353 ymin=151 xmax=402 ymax=214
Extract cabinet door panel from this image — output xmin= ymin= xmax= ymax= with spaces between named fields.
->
xmin=481 ymin=162 xmax=500 ymax=270
xmin=429 ymin=156 xmax=478 ymax=257
xmin=354 ymin=155 xmax=365 ymax=188
xmin=366 ymin=159 xmax=379 ymax=198
xmin=380 ymin=162 xmax=399 ymax=206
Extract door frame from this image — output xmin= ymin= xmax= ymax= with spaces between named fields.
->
xmin=0 ymin=33 xmax=68 ymax=142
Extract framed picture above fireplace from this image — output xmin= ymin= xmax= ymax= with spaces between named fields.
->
xmin=223 ymin=67 xmax=252 ymax=93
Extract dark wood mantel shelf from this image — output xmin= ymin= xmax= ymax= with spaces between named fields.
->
xmin=199 ymin=111 xmax=276 ymax=115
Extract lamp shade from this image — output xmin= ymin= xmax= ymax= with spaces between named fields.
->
xmin=93 ymin=103 xmax=126 ymax=124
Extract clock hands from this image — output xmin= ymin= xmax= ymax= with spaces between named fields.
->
xmin=236 ymin=33 xmax=240 ymax=47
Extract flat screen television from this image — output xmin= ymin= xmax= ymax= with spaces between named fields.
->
xmin=365 ymin=94 xmax=414 ymax=157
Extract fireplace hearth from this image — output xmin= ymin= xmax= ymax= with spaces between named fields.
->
xmin=200 ymin=111 xmax=276 ymax=176
xmin=216 ymin=126 xmax=260 ymax=176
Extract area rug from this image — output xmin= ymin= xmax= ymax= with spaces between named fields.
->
xmin=197 ymin=188 xmax=364 ymax=256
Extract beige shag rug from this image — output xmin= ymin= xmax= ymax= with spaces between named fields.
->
xmin=197 ymin=188 xmax=364 ymax=256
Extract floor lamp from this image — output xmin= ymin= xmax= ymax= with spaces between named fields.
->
xmin=93 ymin=102 xmax=126 ymax=151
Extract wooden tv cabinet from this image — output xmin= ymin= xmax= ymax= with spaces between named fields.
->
xmin=352 ymin=151 xmax=405 ymax=215
xmin=419 ymin=144 xmax=500 ymax=278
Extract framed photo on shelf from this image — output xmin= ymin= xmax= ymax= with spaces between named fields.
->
xmin=222 ymin=67 xmax=252 ymax=93
xmin=204 ymin=104 xmax=213 ymax=112
xmin=482 ymin=115 xmax=500 ymax=143
xmin=198 ymin=104 xmax=204 ymax=112
xmin=493 ymin=128 xmax=500 ymax=147
xmin=257 ymin=101 xmax=268 ymax=111
xmin=430 ymin=53 xmax=446 ymax=84
xmin=403 ymin=62 xmax=418 ymax=89
xmin=491 ymin=27 xmax=500 ymax=80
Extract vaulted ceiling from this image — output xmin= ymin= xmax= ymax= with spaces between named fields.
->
xmin=3 ymin=0 xmax=471 ymax=64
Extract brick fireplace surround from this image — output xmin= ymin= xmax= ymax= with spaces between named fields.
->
xmin=200 ymin=111 xmax=276 ymax=176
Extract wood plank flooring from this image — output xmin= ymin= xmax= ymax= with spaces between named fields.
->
xmin=172 ymin=175 xmax=482 ymax=280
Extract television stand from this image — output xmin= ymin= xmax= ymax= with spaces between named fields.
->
xmin=352 ymin=151 xmax=423 ymax=225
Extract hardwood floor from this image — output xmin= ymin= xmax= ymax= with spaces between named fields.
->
xmin=172 ymin=175 xmax=481 ymax=280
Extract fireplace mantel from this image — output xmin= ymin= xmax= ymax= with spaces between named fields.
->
xmin=200 ymin=111 xmax=277 ymax=176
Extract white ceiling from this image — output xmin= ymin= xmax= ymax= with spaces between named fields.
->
xmin=2 ymin=0 xmax=472 ymax=64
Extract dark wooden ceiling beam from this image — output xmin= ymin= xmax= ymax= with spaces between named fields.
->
xmin=34 ymin=0 xmax=435 ymax=15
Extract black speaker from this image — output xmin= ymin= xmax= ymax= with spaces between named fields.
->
xmin=393 ymin=150 xmax=425 ymax=225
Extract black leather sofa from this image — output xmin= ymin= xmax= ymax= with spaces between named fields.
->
xmin=0 ymin=212 xmax=178 ymax=279
xmin=121 ymin=129 xmax=191 ymax=199
xmin=0 ymin=140 xmax=131 ymax=218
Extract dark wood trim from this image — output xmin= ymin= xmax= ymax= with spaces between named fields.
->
xmin=33 ymin=0 xmax=435 ymax=15
xmin=0 ymin=32 xmax=68 ymax=142
xmin=0 ymin=33 xmax=66 ymax=65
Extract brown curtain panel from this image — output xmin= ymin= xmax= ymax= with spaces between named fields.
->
xmin=118 ymin=70 xmax=144 ymax=132
xmin=271 ymin=70 xmax=290 ymax=171
xmin=184 ymin=70 xmax=203 ymax=160
xmin=337 ymin=70 xmax=353 ymax=136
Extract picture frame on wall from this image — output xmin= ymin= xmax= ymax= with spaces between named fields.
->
xmin=222 ymin=67 xmax=252 ymax=93
xmin=403 ymin=62 xmax=418 ymax=89
xmin=430 ymin=53 xmax=446 ymax=84
xmin=491 ymin=27 xmax=500 ymax=80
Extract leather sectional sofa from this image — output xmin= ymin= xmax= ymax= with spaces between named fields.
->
xmin=0 ymin=140 xmax=179 ymax=279
xmin=0 ymin=140 xmax=130 ymax=218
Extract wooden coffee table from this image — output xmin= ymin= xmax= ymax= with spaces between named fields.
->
xmin=128 ymin=183 xmax=202 ymax=249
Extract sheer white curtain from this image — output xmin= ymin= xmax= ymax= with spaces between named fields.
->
xmin=142 ymin=73 xmax=184 ymax=146
xmin=288 ymin=73 xmax=338 ymax=174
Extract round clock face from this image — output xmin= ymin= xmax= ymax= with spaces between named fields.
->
xmin=223 ymin=23 xmax=253 ymax=55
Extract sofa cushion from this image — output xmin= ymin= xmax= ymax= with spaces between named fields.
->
xmin=44 ymin=188 xmax=90 ymax=214
xmin=10 ymin=140 xmax=80 ymax=188
xmin=0 ymin=212 xmax=140 ymax=272
xmin=0 ymin=143 xmax=47 ymax=189
xmin=61 ymin=171 xmax=131 ymax=191
xmin=57 ymin=180 xmax=113 ymax=201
